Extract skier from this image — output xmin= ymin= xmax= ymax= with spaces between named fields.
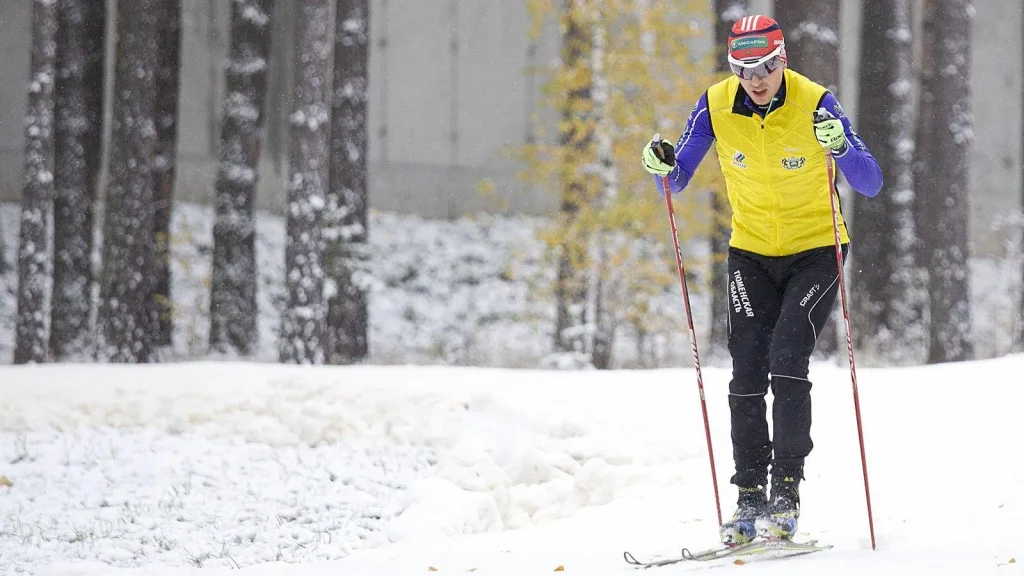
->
xmin=641 ymin=15 xmax=882 ymax=544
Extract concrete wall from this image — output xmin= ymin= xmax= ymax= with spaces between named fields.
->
xmin=0 ymin=0 xmax=1020 ymax=253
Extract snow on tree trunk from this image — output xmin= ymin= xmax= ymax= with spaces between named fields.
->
xmin=588 ymin=5 xmax=614 ymax=370
xmin=97 ymin=0 xmax=159 ymax=363
xmin=14 ymin=0 xmax=59 ymax=365
xmin=152 ymin=0 xmax=182 ymax=347
xmin=773 ymin=0 xmax=841 ymax=359
xmin=773 ymin=0 xmax=841 ymax=94
xmin=914 ymin=0 xmax=974 ymax=363
xmin=552 ymin=0 xmax=595 ymax=368
xmin=50 ymin=0 xmax=105 ymax=361
xmin=709 ymin=0 xmax=746 ymax=362
xmin=851 ymin=0 xmax=924 ymax=364
xmin=324 ymin=0 xmax=370 ymax=365
xmin=210 ymin=0 xmax=275 ymax=357
xmin=279 ymin=0 xmax=330 ymax=365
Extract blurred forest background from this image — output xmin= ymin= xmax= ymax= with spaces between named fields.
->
xmin=0 ymin=0 xmax=1020 ymax=369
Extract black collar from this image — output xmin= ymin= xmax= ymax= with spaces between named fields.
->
xmin=731 ymin=75 xmax=788 ymax=118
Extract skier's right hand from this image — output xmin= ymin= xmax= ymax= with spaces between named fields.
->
xmin=642 ymin=135 xmax=676 ymax=176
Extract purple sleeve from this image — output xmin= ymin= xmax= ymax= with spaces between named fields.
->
xmin=820 ymin=92 xmax=883 ymax=198
xmin=654 ymin=92 xmax=714 ymax=195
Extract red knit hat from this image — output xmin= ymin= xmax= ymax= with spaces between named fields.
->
xmin=727 ymin=15 xmax=786 ymax=64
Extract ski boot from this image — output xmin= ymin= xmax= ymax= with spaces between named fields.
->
xmin=720 ymin=485 xmax=767 ymax=545
xmin=755 ymin=473 xmax=800 ymax=540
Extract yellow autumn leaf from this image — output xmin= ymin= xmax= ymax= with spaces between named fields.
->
xmin=0 ymin=476 xmax=12 ymax=487
xmin=554 ymin=566 xmax=565 ymax=572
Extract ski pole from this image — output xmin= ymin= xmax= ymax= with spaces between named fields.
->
xmin=822 ymin=143 xmax=877 ymax=551
xmin=651 ymin=134 xmax=722 ymax=528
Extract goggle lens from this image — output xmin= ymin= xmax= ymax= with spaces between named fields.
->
xmin=729 ymin=55 xmax=782 ymax=80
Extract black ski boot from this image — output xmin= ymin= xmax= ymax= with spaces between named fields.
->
xmin=720 ymin=485 xmax=767 ymax=545
xmin=756 ymin=472 xmax=800 ymax=539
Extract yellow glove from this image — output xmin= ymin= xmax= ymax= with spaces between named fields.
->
xmin=641 ymin=135 xmax=676 ymax=176
xmin=813 ymin=108 xmax=848 ymax=153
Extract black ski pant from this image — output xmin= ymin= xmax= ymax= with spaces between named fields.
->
xmin=726 ymin=243 xmax=847 ymax=489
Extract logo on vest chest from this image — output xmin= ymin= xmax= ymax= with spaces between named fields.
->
xmin=733 ymin=151 xmax=747 ymax=169
xmin=781 ymin=156 xmax=806 ymax=170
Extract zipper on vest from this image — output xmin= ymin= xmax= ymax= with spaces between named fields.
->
xmin=759 ymin=97 xmax=782 ymax=254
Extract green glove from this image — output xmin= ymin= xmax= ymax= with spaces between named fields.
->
xmin=813 ymin=108 xmax=848 ymax=153
xmin=642 ymin=135 xmax=676 ymax=176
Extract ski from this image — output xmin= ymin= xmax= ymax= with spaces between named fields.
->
xmin=623 ymin=538 xmax=832 ymax=568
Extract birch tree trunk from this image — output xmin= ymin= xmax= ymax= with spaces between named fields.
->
xmin=279 ymin=0 xmax=331 ymax=364
xmin=588 ymin=4 xmax=614 ymax=370
xmin=552 ymin=0 xmax=595 ymax=367
xmin=14 ymin=0 xmax=59 ymax=364
xmin=851 ymin=0 xmax=924 ymax=364
xmin=324 ymin=0 xmax=370 ymax=365
xmin=773 ymin=0 xmax=841 ymax=359
xmin=50 ymin=0 xmax=105 ymax=361
xmin=98 ymin=0 xmax=159 ymax=363
xmin=709 ymin=0 xmax=746 ymax=363
xmin=914 ymin=0 xmax=974 ymax=363
xmin=152 ymin=0 xmax=182 ymax=347
xmin=210 ymin=0 xmax=276 ymax=356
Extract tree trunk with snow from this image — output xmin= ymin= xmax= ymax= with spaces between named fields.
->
xmin=709 ymin=0 xmax=746 ymax=362
xmin=324 ymin=0 xmax=370 ymax=365
xmin=14 ymin=0 xmax=59 ymax=364
xmin=97 ymin=0 xmax=159 ymax=363
xmin=851 ymin=0 xmax=924 ymax=363
xmin=773 ymin=0 xmax=841 ymax=94
xmin=773 ymin=0 xmax=841 ymax=359
xmin=210 ymin=0 xmax=275 ymax=356
xmin=50 ymin=0 xmax=105 ymax=361
xmin=552 ymin=0 xmax=595 ymax=366
xmin=914 ymin=0 xmax=974 ymax=363
xmin=152 ymin=0 xmax=182 ymax=347
xmin=279 ymin=0 xmax=331 ymax=364
xmin=588 ymin=6 xmax=614 ymax=370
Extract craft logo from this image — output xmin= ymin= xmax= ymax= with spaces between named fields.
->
xmin=800 ymin=283 xmax=821 ymax=307
xmin=730 ymin=36 xmax=769 ymax=51
xmin=781 ymin=156 xmax=806 ymax=170
xmin=733 ymin=151 xmax=747 ymax=168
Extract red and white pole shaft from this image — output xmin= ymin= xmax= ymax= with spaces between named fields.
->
xmin=653 ymin=134 xmax=722 ymax=528
xmin=823 ymin=147 xmax=877 ymax=550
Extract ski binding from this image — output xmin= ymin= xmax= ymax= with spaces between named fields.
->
xmin=623 ymin=537 xmax=832 ymax=568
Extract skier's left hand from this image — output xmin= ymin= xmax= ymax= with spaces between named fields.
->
xmin=813 ymin=108 xmax=848 ymax=153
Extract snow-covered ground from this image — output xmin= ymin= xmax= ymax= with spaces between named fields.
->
xmin=1 ymin=356 xmax=1023 ymax=575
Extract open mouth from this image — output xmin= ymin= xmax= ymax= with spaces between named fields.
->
xmin=752 ymin=88 xmax=769 ymax=98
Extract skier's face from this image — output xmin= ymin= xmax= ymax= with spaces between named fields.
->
xmin=740 ymin=63 xmax=784 ymax=106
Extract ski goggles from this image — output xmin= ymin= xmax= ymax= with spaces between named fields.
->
xmin=727 ymin=44 xmax=784 ymax=80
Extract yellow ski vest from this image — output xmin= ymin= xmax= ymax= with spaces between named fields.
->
xmin=707 ymin=68 xmax=849 ymax=257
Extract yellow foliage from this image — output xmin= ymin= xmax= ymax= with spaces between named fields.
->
xmin=517 ymin=0 xmax=726 ymax=353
